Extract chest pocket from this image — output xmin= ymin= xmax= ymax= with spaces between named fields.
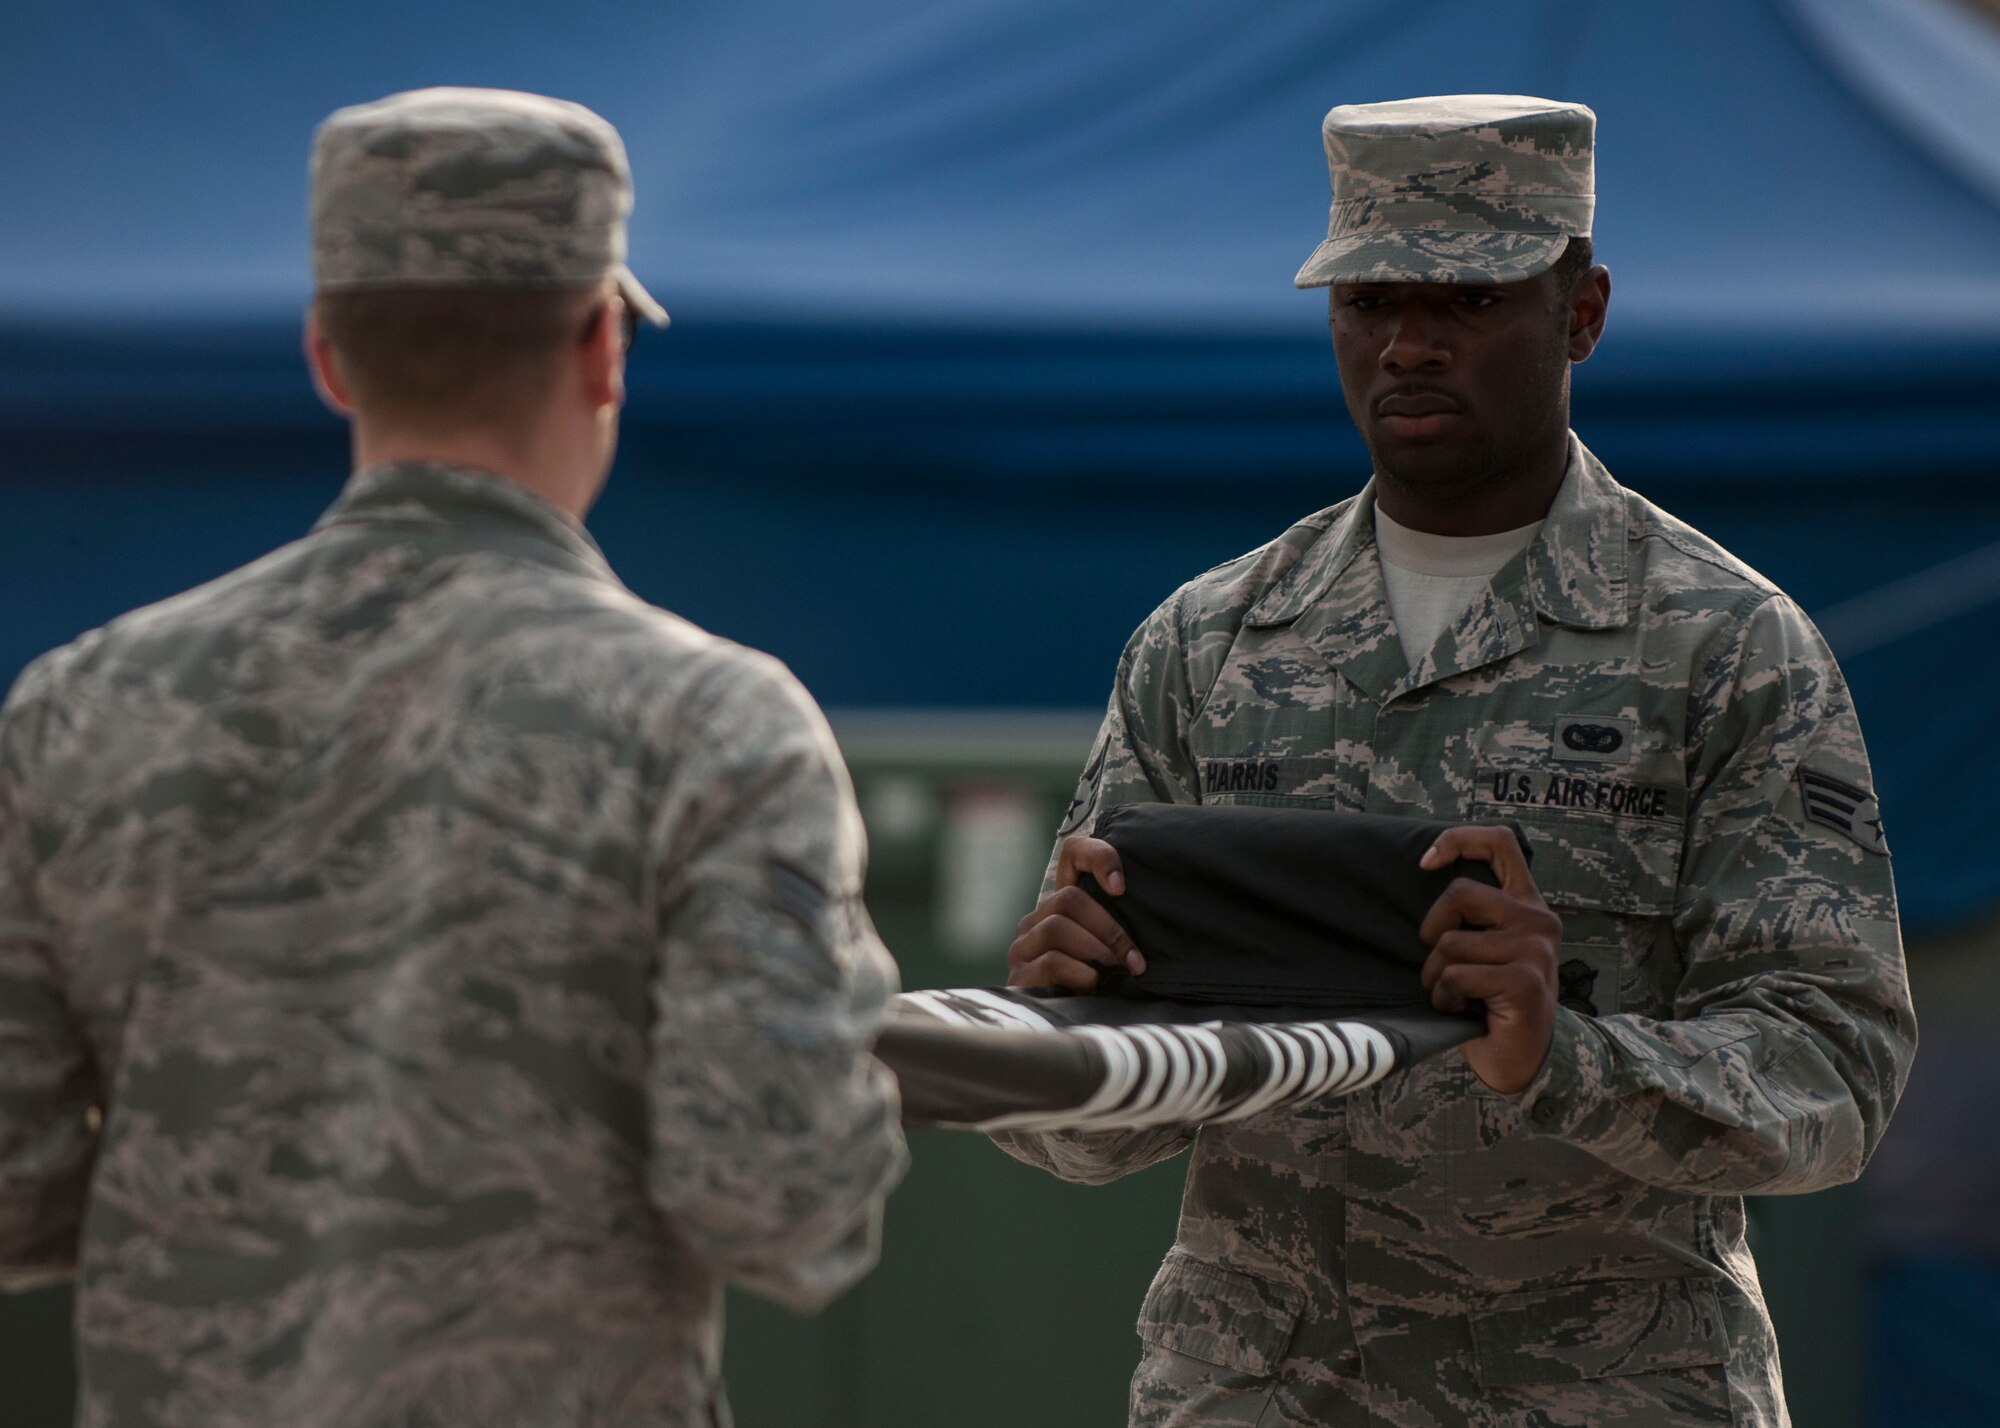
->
xmin=1469 ymin=793 xmax=1683 ymax=1020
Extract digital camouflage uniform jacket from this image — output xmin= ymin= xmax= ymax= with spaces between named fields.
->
xmin=0 ymin=463 xmax=907 ymax=1428
xmin=996 ymin=439 xmax=1913 ymax=1428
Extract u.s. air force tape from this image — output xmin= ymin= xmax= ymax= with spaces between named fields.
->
xmin=875 ymin=989 xmax=1478 ymax=1131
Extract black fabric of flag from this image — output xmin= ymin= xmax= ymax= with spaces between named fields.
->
xmin=875 ymin=807 xmax=1514 ymax=1131
xmin=1081 ymin=803 xmax=1527 ymax=1008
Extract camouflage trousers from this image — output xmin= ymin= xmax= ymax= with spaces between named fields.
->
xmin=1130 ymin=1309 xmax=1749 ymax=1427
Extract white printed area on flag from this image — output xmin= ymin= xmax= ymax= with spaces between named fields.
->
xmin=876 ymin=988 xmax=1480 ymax=1132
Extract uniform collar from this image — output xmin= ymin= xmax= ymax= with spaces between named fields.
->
xmin=1242 ymin=435 xmax=1631 ymax=704
xmin=1244 ymin=434 xmax=1630 ymax=634
xmin=1525 ymin=437 xmax=1631 ymax=631
xmin=315 ymin=461 xmax=620 ymax=585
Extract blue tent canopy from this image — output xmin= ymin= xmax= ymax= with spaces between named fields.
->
xmin=3 ymin=0 xmax=1999 ymax=926
xmin=6 ymin=0 xmax=2000 ymax=328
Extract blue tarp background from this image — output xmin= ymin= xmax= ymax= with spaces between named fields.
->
xmin=4 ymin=0 xmax=2000 ymax=928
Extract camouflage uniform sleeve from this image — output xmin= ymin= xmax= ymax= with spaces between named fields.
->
xmin=0 ymin=652 xmax=102 ymax=1289
xmin=989 ymin=597 xmax=1206 ymax=1185
xmin=644 ymin=650 xmax=908 ymax=1312
xmin=1515 ymin=594 xmax=1915 ymax=1192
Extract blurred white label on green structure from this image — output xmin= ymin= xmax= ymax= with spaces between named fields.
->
xmin=862 ymin=773 xmax=938 ymax=846
xmin=937 ymin=781 xmax=1048 ymax=963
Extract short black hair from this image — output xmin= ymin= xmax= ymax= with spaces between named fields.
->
xmin=1548 ymin=236 xmax=1594 ymax=289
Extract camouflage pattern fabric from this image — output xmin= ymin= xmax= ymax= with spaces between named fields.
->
xmin=0 ymin=462 xmax=905 ymax=1428
xmin=1295 ymin=95 xmax=1595 ymax=288
xmin=995 ymin=438 xmax=1914 ymax=1428
xmin=313 ymin=86 xmax=668 ymax=325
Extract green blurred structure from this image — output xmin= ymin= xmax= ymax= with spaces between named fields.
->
xmin=0 ymin=715 xmax=1867 ymax=1427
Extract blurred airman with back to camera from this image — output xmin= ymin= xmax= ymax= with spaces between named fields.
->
xmin=999 ymin=95 xmax=1914 ymax=1427
xmin=0 ymin=86 xmax=904 ymax=1428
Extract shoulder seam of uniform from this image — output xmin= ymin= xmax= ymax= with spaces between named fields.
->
xmin=1629 ymin=505 xmax=1780 ymax=601
xmin=1183 ymin=506 xmax=1343 ymax=587
xmin=1193 ymin=507 xmax=1352 ymax=611
xmin=1643 ymin=523 xmax=1775 ymax=589
xmin=1686 ymin=588 xmax=1793 ymax=744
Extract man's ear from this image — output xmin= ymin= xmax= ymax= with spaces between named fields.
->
xmin=303 ymin=310 xmax=355 ymax=416
xmin=579 ymin=295 xmax=626 ymax=413
xmin=1568 ymin=265 xmax=1611 ymax=364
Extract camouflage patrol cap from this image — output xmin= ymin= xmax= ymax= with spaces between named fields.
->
xmin=311 ymin=86 xmax=668 ymax=326
xmin=1294 ymin=94 xmax=1594 ymax=288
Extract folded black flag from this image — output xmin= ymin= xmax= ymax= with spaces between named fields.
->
xmin=875 ymin=807 xmax=1514 ymax=1131
xmin=1082 ymin=803 xmax=1523 ymax=1009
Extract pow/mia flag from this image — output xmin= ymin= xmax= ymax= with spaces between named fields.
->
xmin=1800 ymin=766 xmax=1888 ymax=854
xmin=876 ymin=806 xmax=1491 ymax=1131
xmin=877 ymin=989 xmax=1477 ymax=1132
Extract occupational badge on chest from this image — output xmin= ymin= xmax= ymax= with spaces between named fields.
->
xmin=1550 ymin=713 xmax=1635 ymax=765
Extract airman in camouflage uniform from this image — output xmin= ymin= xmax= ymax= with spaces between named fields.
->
xmin=998 ymin=96 xmax=1913 ymax=1427
xmin=0 ymin=88 xmax=904 ymax=1428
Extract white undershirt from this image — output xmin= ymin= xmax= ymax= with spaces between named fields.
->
xmin=1373 ymin=504 xmax=1544 ymax=665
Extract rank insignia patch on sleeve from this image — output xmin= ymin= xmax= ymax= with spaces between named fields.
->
xmin=1799 ymin=766 xmax=1888 ymax=854
xmin=1057 ymin=725 xmax=1111 ymax=836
